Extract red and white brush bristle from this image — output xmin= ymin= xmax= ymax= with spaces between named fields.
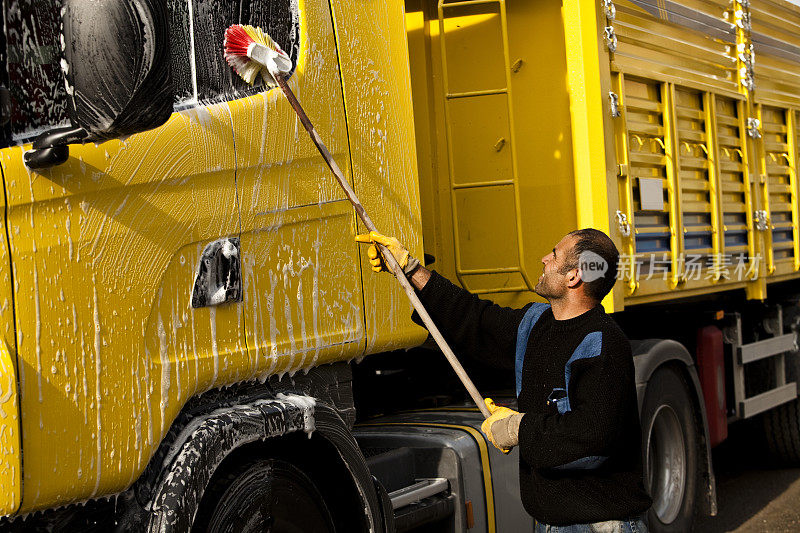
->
xmin=224 ymin=24 xmax=290 ymax=86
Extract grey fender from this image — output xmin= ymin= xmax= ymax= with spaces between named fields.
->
xmin=141 ymin=395 xmax=384 ymax=533
xmin=630 ymin=339 xmax=718 ymax=516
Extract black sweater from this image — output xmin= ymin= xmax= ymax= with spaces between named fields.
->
xmin=414 ymin=272 xmax=652 ymax=525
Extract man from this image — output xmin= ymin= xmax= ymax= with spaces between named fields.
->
xmin=356 ymin=228 xmax=652 ymax=532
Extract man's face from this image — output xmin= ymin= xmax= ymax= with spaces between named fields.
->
xmin=534 ymin=235 xmax=578 ymax=300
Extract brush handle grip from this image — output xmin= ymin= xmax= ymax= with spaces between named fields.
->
xmin=274 ymin=73 xmax=492 ymax=420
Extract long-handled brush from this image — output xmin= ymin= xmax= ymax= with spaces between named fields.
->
xmin=224 ymin=24 xmax=493 ymax=420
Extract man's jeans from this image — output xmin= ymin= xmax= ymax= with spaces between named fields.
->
xmin=533 ymin=516 xmax=648 ymax=533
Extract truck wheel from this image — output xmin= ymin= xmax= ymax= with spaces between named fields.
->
xmin=763 ymin=397 xmax=800 ymax=465
xmin=641 ymin=366 xmax=700 ymax=532
xmin=192 ymin=459 xmax=336 ymax=533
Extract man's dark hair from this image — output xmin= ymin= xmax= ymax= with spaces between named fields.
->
xmin=560 ymin=228 xmax=619 ymax=302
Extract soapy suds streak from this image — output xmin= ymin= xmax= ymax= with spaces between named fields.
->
xmin=158 ymin=313 xmax=171 ymax=435
xmin=91 ymin=280 xmax=102 ymax=497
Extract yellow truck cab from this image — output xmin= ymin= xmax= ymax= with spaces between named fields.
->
xmin=0 ymin=0 xmax=430 ymax=530
xmin=2 ymin=0 xmax=800 ymax=531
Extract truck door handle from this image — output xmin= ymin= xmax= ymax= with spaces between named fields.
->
xmin=190 ymin=237 xmax=243 ymax=308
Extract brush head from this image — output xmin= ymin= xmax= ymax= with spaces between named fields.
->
xmin=224 ymin=24 xmax=292 ymax=87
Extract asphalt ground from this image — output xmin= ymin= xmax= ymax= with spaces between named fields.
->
xmin=696 ymin=420 xmax=800 ymax=532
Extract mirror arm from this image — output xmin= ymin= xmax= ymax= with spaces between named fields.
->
xmin=32 ymin=126 xmax=87 ymax=149
xmin=24 ymin=126 xmax=89 ymax=170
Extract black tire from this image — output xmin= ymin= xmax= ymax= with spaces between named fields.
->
xmin=763 ymin=397 xmax=800 ymax=465
xmin=641 ymin=366 xmax=700 ymax=533
xmin=192 ymin=459 xmax=336 ymax=533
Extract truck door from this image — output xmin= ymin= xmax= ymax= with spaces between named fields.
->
xmin=0 ymin=2 xmax=245 ymax=511
xmin=220 ymin=1 xmax=367 ymax=376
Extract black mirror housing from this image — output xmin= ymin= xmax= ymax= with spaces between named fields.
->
xmin=25 ymin=0 xmax=173 ymax=169
xmin=62 ymin=0 xmax=173 ymax=140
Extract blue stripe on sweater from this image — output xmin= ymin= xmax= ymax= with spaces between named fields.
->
xmin=515 ymin=303 xmax=550 ymax=397
xmin=555 ymin=331 xmax=603 ymax=413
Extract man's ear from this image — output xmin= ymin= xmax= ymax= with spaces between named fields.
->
xmin=566 ymin=268 xmax=582 ymax=289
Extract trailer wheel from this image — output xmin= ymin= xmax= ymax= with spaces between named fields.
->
xmin=642 ymin=366 xmax=700 ymax=532
xmin=192 ymin=458 xmax=336 ymax=533
xmin=763 ymin=397 xmax=800 ymax=465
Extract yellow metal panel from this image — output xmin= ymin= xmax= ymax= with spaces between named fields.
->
xmin=715 ymin=96 xmax=756 ymax=262
xmin=329 ymin=0 xmax=428 ymax=354
xmin=407 ymin=0 xmax=800 ymax=307
xmin=562 ymin=0 xmax=613 ymax=229
xmin=440 ymin=3 xmax=506 ymax=95
xmin=785 ymin=109 xmax=800 ymax=271
xmin=612 ymin=73 xmax=640 ymax=296
xmin=617 ymin=77 xmax=674 ymax=295
xmin=755 ymin=104 xmax=777 ymax=275
xmin=0 ymin=162 xmax=20 ymax=516
xmin=758 ymin=105 xmax=799 ymax=276
xmin=447 ymin=94 xmax=513 ymax=187
xmin=411 ymin=0 xmax=619 ymax=308
xmin=794 ymin=109 xmax=800 ymax=271
xmin=627 ymin=278 xmax=750 ymax=305
xmin=705 ymin=92 xmax=725 ymax=275
xmin=238 ymin=201 xmax=365 ymax=376
xmin=454 ymin=185 xmax=520 ymax=272
xmin=0 ymin=102 xmax=244 ymax=511
xmin=437 ymin=0 xmax=536 ymax=296
xmin=0 ymin=181 xmax=16 ymax=368
xmin=663 ymin=83 xmax=686 ymax=288
xmin=504 ymin=0 xmax=580 ymax=305
xmin=751 ymin=0 xmax=800 ymax=108
xmin=408 ymin=0 xmax=461 ymax=294
xmin=407 ymin=1 xmax=581 ymax=308
xmin=675 ymin=87 xmax=716 ymax=265
xmin=612 ymin=0 xmax=738 ymax=97
xmin=604 ymin=0 xmax=797 ymax=303
xmin=562 ymin=0 xmax=621 ymax=311
xmin=615 ymin=73 xmax=771 ymax=304
xmin=413 ymin=0 xmax=800 ymax=309
xmin=616 ymin=77 xmax=746 ymax=303
xmin=504 ymin=2 xmax=578 ymax=306
xmin=229 ymin=0 xmax=366 ymax=378
xmin=0 ymin=339 xmax=20 ymax=516
xmin=745 ymin=1 xmax=800 ymax=297
xmin=405 ymin=2 xmax=444 ymax=287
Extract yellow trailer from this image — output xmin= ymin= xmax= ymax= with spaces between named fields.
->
xmin=409 ymin=0 xmax=800 ymax=308
xmin=405 ymin=0 xmax=800 ymax=530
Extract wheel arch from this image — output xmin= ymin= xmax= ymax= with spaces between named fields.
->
xmin=141 ymin=398 xmax=383 ymax=533
xmin=631 ymin=339 xmax=718 ymax=517
xmin=111 ymin=364 xmax=386 ymax=533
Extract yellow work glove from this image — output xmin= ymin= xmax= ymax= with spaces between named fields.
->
xmin=481 ymin=398 xmax=523 ymax=453
xmin=355 ymin=231 xmax=420 ymax=275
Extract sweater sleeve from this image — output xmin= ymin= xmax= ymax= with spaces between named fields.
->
xmin=412 ymin=271 xmax=528 ymax=369
xmin=517 ymin=331 xmax=635 ymax=468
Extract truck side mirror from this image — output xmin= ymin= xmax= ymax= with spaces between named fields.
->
xmin=24 ymin=0 xmax=173 ymax=170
